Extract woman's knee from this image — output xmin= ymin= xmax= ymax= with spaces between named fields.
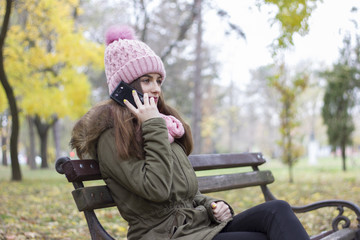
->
xmin=268 ymin=200 xmax=292 ymax=214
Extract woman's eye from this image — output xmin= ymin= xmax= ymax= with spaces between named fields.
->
xmin=157 ymin=79 xmax=163 ymax=85
xmin=141 ymin=78 xmax=150 ymax=83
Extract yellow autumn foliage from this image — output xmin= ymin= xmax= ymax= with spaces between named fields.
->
xmin=0 ymin=86 xmax=7 ymax=113
xmin=2 ymin=0 xmax=104 ymax=122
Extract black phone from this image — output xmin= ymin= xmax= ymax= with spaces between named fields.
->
xmin=110 ymin=81 xmax=144 ymax=107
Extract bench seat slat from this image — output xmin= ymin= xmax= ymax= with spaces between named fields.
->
xmin=72 ymin=185 xmax=116 ymax=211
xmin=321 ymin=228 xmax=357 ymax=240
xmin=198 ymin=171 xmax=274 ymax=193
xmin=189 ymin=153 xmax=266 ymax=171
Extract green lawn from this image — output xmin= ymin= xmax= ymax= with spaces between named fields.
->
xmin=0 ymin=156 xmax=359 ymax=239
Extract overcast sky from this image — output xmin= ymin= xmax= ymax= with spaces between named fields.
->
xmin=204 ymin=0 xmax=360 ymax=87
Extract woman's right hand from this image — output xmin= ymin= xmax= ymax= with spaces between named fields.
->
xmin=124 ymin=90 xmax=161 ymax=123
xmin=211 ymin=201 xmax=232 ymax=222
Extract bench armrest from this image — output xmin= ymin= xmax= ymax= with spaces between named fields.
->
xmin=292 ymin=199 xmax=360 ymax=232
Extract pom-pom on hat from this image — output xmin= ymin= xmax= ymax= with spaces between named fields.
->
xmin=104 ymin=25 xmax=166 ymax=94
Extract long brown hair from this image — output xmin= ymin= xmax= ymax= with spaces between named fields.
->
xmin=70 ymin=79 xmax=193 ymax=160
xmin=70 ymin=99 xmax=144 ymax=159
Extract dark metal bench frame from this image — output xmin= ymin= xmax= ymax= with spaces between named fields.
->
xmin=55 ymin=152 xmax=360 ymax=240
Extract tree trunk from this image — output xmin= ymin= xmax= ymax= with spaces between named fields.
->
xmin=34 ymin=115 xmax=54 ymax=169
xmin=27 ymin=116 xmax=36 ymax=169
xmin=1 ymin=114 xmax=8 ymax=166
xmin=0 ymin=0 xmax=21 ymax=181
xmin=40 ymin=129 xmax=48 ymax=168
xmin=341 ymin=143 xmax=347 ymax=171
xmin=191 ymin=0 xmax=202 ymax=154
xmin=52 ymin=119 xmax=61 ymax=160
xmin=288 ymin=160 xmax=294 ymax=183
xmin=1 ymin=133 xmax=7 ymax=166
xmin=228 ymin=82 xmax=234 ymax=152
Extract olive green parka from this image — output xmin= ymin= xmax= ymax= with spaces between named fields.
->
xmin=96 ymin=117 xmax=233 ymax=240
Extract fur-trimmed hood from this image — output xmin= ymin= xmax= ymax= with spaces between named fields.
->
xmin=70 ymin=101 xmax=114 ymax=159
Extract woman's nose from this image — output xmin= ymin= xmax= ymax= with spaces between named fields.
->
xmin=151 ymin=82 xmax=161 ymax=93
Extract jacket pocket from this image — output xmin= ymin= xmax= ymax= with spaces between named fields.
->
xmin=170 ymin=211 xmax=187 ymax=239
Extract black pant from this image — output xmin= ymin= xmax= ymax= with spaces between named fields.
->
xmin=213 ymin=200 xmax=310 ymax=240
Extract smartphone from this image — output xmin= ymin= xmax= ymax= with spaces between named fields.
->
xmin=110 ymin=81 xmax=144 ymax=107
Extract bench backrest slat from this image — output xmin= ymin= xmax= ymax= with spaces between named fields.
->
xmin=63 ymin=153 xmax=267 ymax=183
xmin=197 ymin=171 xmax=274 ymax=193
xmin=189 ymin=152 xmax=265 ymax=171
xmin=72 ymin=185 xmax=116 ymax=211
xmin=63 ymin=160 xmax=102 ymax=182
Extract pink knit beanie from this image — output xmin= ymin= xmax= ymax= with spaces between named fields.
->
xmin=104 ymin=25 xmax=166 ymax=94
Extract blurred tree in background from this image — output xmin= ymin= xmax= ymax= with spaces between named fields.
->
xmin=269 ymin=63 xmax=309 ymax=183
xmin=2 ymin=0 xmax=104 ymax=169
xmin=321 ymin=35 xmax=360 ymax=171
xmin=0 ymin=0 xmax=20 ymax=180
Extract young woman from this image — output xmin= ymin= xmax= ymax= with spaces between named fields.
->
xmin=70 ymin=25 xmax=310 ymax=240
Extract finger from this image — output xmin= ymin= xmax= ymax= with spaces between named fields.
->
xmin=123 ymin=99 xmax=138 ymax=113
xmin=215 ymin=208 xmax=228 ymax=219
xmin=142 ymin=92 xmax=150 ymax=106
xmin=216 ymin=209 xmax=231 ymax=222
xmin=214 ymin=202 xmax=229 ymax=218
xmin=212 ymin=202 xmax=222 ymax=215
xmin=211 ymin=202 xmax=217 ymax=209
xmin=218 ymin=208 xmax=231 ymax=219
xmin=132 ymin=90 xmax=144 ymax=107
xmin=215 ymin=202 xmax=227 ymax=212
xmin=149 ymin=96 xmax=156 ymax=106
xmin=221 ymin=212 xmax=232 ymax=221
xmin=214 ymin=209 xmax=224 ymax=218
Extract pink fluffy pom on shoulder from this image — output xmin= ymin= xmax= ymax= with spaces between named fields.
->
xmin=105 ymin=25 xmax=136 ymax=45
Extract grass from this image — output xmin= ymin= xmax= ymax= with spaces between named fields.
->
xmin=0 ymin=156 xmax=359 ymax=239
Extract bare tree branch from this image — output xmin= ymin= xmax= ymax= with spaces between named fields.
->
xmin=160 ymin=0 xmax=200 ymax=61
xmin=216 ymin=8 xmax=246 ymax=40
xmin=139 ymin=0 xmax=150 ymax=42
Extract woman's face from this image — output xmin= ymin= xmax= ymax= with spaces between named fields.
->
xmin=138 ymin=73 xmax=163 ymax=104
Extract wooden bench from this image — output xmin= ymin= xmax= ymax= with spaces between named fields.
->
xmin=55 ymin=152 xmax=360 ymax=240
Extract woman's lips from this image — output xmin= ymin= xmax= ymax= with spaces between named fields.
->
xmin=150 ymin=96 xmax=158 ymax=103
